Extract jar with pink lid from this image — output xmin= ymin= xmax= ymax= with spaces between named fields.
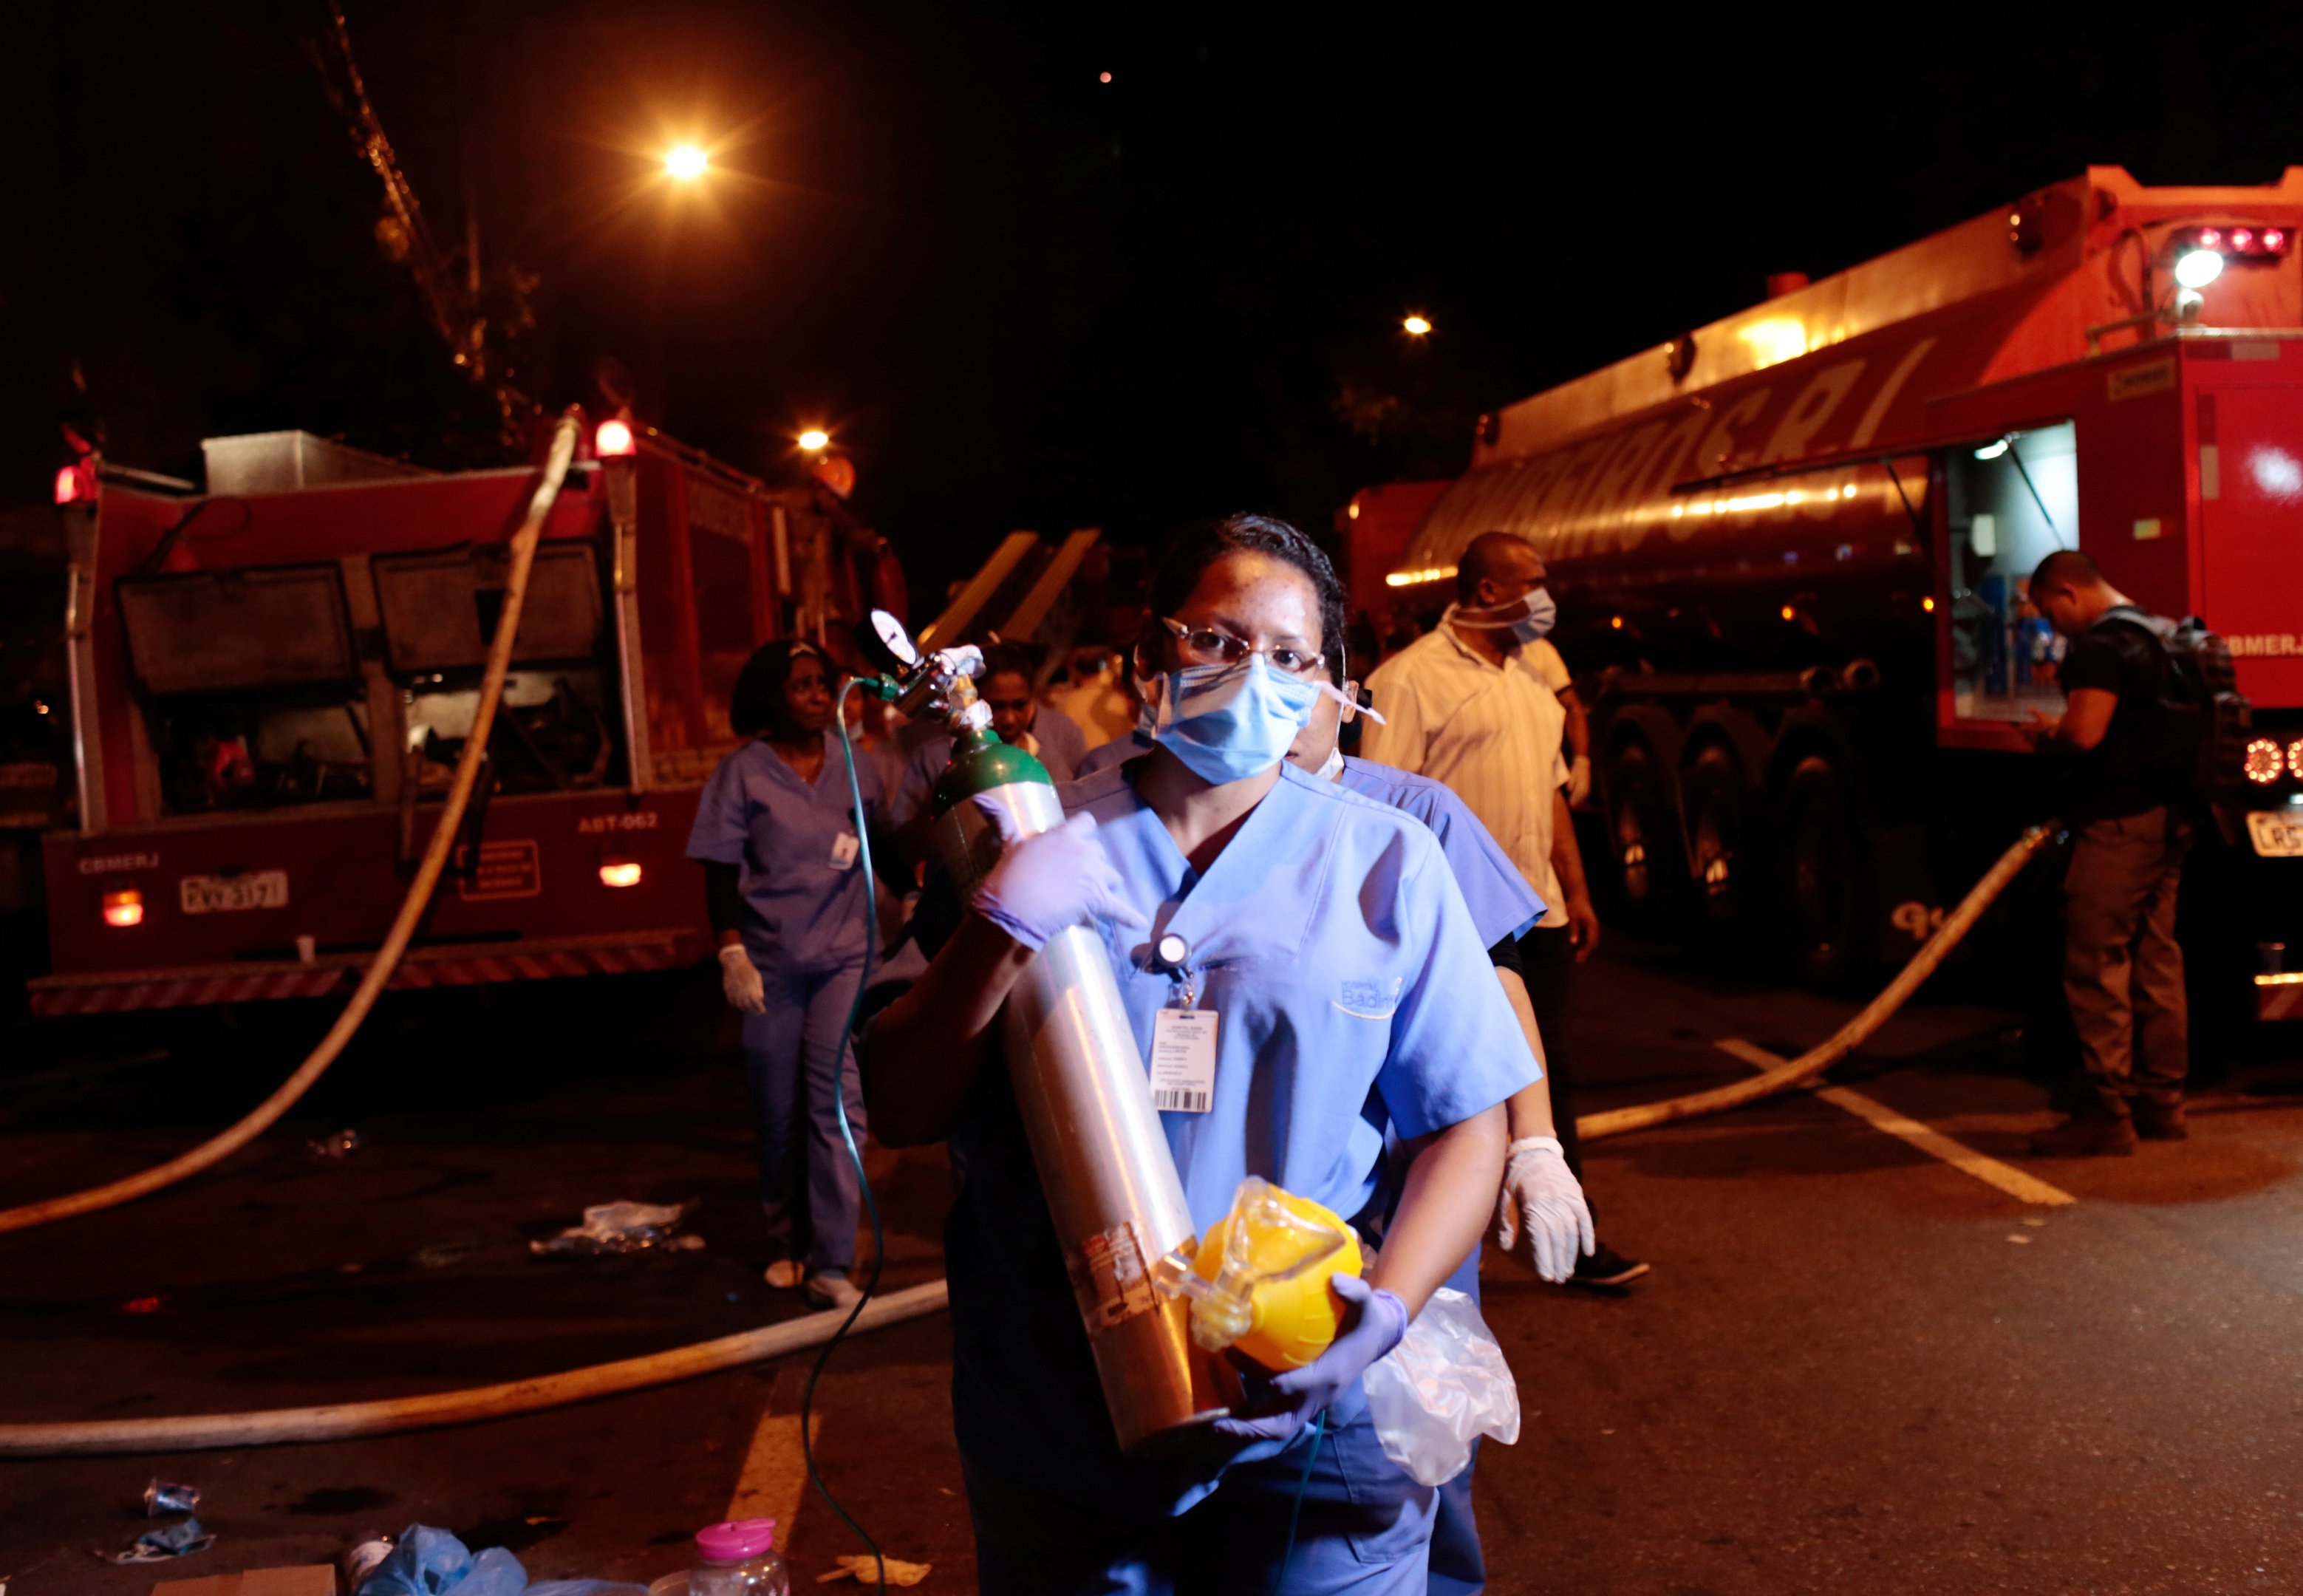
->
xmin=690 ymin=1519 xmax=788 ymax=1596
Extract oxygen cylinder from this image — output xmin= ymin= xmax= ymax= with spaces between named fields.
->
xmin=929 ymin=724 xmax=1226 ymax=1455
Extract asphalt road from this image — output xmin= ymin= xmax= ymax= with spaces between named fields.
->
xmin=5 ymin=935 xmax=2303 ymax=1595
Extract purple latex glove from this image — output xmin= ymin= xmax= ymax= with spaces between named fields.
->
xmin=1210 ymin=1272 xmax=1408 ymax=1445
xmin=969 ymin=805 xmax=1149 ymax=950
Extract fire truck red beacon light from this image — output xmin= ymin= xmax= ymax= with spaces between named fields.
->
xmin=594 ymin=417 xmax=636 ymax=458
xmin=2179 ymin=225 xmax=2293 ymax=260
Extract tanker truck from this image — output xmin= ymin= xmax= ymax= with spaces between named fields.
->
xmin=1368 ymin=166 xmax=2303 ymax=1024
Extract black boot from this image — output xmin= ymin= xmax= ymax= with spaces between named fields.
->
xmin=2132 ymin=1097 xmax=2188 ymax=1141
xmin=2030 ymin=1092 xmax=2137 ymax=1157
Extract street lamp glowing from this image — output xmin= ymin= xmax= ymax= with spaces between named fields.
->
xmin=798 ymin=429 xmax=830 ymax=452
xmin=1402 ymin=315 xmax=1432 ymax=337
xmin=2174 ymin=248 xmax=2224 ymax=289
xmin=665 ymin=144 xmax=709 ymax=181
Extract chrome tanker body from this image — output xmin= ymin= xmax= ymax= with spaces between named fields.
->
xmin=1388 ymin=167 xmax=2303 ymax=1025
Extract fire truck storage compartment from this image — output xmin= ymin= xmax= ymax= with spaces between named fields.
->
xmin=372 ymin=542 xmax=621 ymax=795
xmin=118 ymin=564 xmax=358 ymax=695
xmin=116 ymin=564 xmax=373 ymax=815
xmin=1944 ymin=421 xmax=2078 ymax=723
xmin=370 ymin=542 xmax=604 ymax=672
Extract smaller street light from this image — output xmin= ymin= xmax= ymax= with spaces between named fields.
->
xmin=665 ymin=144 xmax=709 ymax=181
xmin=1402 ymin=314 xmax=1432 ymax=337
xmin=798 ymin=428 xmax=831 ymax=452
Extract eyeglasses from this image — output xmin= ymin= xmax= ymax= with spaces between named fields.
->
xmin=1159 ymin=616 xmax=1326 ymax=679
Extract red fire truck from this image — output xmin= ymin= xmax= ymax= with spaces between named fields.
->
xmin=30 ymin=420 xmax=902 ymax=1015
xmin=1374 ymin=166 xmax=2303 ymax=1017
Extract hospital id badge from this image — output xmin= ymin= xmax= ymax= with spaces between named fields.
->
xmin=828 ymin=832 xmax=860 ymax=870
xmin=1149 ymin=1009 xmax=1217 ymax=1114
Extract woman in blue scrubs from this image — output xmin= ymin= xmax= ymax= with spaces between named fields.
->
xmin=862 ymin=516 xmax=1539 ymax=1593
xmin=688 ymin=640 xmax=886 ymax=1310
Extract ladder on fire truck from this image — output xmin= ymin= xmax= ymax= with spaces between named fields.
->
xmin=918 ymin=528 xmax=1104 ymax=655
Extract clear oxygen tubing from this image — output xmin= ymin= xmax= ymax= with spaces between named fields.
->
xmin=1275 ymin=1411 xmax=1328 ymax=1592
xmin=797 ymin=676 xmax=894 ymax=1595
xmin=1575 ymin=824 xmax=2058 ymax=1144
xmin=0 ymin=411 xmax=586 ymax=1235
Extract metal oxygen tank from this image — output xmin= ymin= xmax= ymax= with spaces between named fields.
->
xmin=856 ymin=613 xmax=1222 ymax=1455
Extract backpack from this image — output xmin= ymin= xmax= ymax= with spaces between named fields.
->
xmin=2094 ymin=606 xmax=2252 ymax=802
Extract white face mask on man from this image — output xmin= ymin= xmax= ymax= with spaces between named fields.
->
xmin=1447 ymin=587 xmax=1557 ymax=646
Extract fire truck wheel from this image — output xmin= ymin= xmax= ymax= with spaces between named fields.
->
xmin=1779 ymin=754 xmax=1871 ymax=992
xmin=1681 ymin=744 xmax=1748 ymax=933
xmin=1602 ymin=740 xmax=1680 ymax=929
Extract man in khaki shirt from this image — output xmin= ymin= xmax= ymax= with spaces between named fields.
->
xmin=1363 ymin=531 xmax=1645 ymax=1287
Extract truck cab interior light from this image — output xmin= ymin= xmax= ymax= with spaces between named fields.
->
xmin=1973 ymin=437 xmax=2010 ymax=460
xmin=2244 ymin=737 xmax=2284 ymax=784
xmin=598 ymin=860 xmax=644 ymax=888
xmin=2174 ymin=249 xmax=2225 ymax=290
xmin=594 ymin=418 xmax=636 ymax=458
xmin=102 ymin=889 xmax=144 ymax=927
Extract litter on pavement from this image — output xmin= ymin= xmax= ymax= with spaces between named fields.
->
xmin=530 ymin=1200 xmax=704 ymax=1256
xmin=146 ymin=1479 xmax=202 ymax=1515
xmin=106 ymin=1517 xmax=216 ymax=1564
xmin=815 ymin=1557 xmax=930 ymax=1586
xmin=356 ymin=1525 xmax=526 ymax=1596
xmin=308 ymin=1130 xmax=364 ymax=1160
xmin=352 ymin=1524 xmax=647 ymax=1596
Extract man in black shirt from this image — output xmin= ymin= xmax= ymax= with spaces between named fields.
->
xmin=2024 ymin=550 xmax=2192 ymax=1156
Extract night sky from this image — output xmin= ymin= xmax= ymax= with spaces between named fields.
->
xmin=9 ymin=4 xmax=2303 ymax=597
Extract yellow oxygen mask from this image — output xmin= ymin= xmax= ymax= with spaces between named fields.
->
xmin=1152 ymin=1176 xmax=1365 ymax=1372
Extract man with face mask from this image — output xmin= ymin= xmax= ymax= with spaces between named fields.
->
xmin=1362 ymin=531 xmax=1646 ymax=1291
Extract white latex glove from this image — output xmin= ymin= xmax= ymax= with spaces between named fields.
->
xmin=1566 ymin=754 xmax=1593 ymax=807
xmin=718 ymin=943 xmax=767 ymax=1015
xmin=1493 ymin=1135 xmax=1594 ymax=1283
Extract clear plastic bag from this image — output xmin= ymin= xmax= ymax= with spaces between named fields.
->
xmin=1361 ymin=1286 xmax=1521 ymax=1486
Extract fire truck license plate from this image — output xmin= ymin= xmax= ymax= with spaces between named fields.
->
xmin=179 ymin=870 xmax=290 ymax=914
xmin=2246 ymin=812 xmax=2303 ymax=858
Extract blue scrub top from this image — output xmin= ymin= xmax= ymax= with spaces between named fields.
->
xmin=1334 ymin=755 xmax=1544 ymax=947
xmin=938 ymin=759 xmax=1540 ymax=1516
xmin=686 ymin=732 xmax=885 ymax=977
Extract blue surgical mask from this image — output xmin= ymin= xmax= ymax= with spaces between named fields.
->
xmin=1451 ymin=588 xmax=1557 ymax=646
xmin=1154 ymin=655 xmax=1323 ymax=785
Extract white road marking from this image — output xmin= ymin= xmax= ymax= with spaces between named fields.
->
xmin=728 ymin=1405 xmax=822 ymax=1536
xmin=1715 ymin=1038 xmax=2076 ymax=1207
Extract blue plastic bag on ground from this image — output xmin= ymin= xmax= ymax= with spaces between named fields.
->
xmin=356 ymin=1526 xmax=527 ymax=1596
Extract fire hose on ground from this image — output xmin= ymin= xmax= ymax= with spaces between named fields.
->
xmin=0 ymin=410 xmax=584 ymax=1238
xmin=1578 ymin=823 xmax=2058 ymax=1142
xmin=0 ymin=682 xmax=2055 ymax=1455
